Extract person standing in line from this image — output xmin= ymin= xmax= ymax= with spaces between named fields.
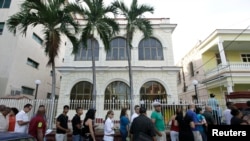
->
xmin=8 ymin=107 xmax=19 ymax=131
xmin=15 ymin=103 xmax=33 ymax=133
xmin=82 ymin=108 xmax=97 ymax=141
xmin=241 ymin=100 xmax=250 ymax=124
xmin=119 ymin=108 xmax=130 ymax=141
xmin=28 ymin=105 xmax=47 ymax=141
xmin=71 ymin=107 xmax=83 ymax=141
xmin=103 ymin=110 xmax=116 ymax=141
xmin=222 ymin=102 xmax=234 ymax=125
xmin=130 ymin=105 xmax=140 ymax=124
xmin=186 ymin=104 xmax=202 ymax=141
xmin=207 ymin=93 xmax=219 ymax=124
xmin=56 ymin=105 xmax=71 ymax=141
xmin=0 ymin=105 xmax=11 ymax=132
xmin=202 ymin=106 xmax=216 ymax=126
xmin=169 ymin=108 xmax=181 ymax=141
xmin=196 ymin=107 xmax=207 ymax=141
xmin=175 ymin=108 xmax=194 ymax=141
xmin=230 ymin=108 xmax=249 ymax=125
xmin=130 ymin=107 xmax=156 ymax=141
xmin=151 ymin=101 xmax=167 ymax=141
xmin=216 ymin=104 xmax=222 ymax=125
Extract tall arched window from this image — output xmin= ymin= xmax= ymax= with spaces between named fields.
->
xmin=104 ymin=81 xmax=130 ymax=110
xmin=138 ymin=37 xmax=164 ymax=60
xmin=140 ymin=81 xmax=167 ymax=100
xmin=75 ymin=38 xmax=99 ymax=61
xmin=70 ymin=81 xmax=93 ymax=109
xmin=106 ymin=37 xmax=127 ymax=60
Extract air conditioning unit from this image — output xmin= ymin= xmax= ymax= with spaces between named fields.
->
xmin=11 ymin=90 xmax=21 ymax=95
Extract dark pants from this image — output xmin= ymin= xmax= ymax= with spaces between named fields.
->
xmin=179 ymin=131 xmax=194 ymax=141
xmin=200 ymin=131 xmax=207 ymax=141
xmin=120 ymin=130 xmax=128 ymax=141
xmin=212 ymin=110 xmax=221 ymax=125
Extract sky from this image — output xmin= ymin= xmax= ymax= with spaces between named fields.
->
xmin=74 ymin=0 xmax=250 ymax=64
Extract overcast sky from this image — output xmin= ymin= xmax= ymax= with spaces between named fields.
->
xmin=73 ymin=0 xmax=250 ymax=64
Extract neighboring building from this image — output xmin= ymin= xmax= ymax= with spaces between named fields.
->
xmin=56 ymin=18 xmax=181 ymax=118
xmin=0 ymin=0 xmax=63 ymax=99
xmin=177 ymin=29 xmax=250 ymax=103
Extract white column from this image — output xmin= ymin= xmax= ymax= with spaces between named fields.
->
xmin=217 ymin=39 xmax=227 ymax=66
xmin=227 ymin=85 xmax=233 ymax=94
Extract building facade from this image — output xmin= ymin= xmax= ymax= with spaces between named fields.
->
xmin=56 ymin=18 xmax=181 ymax=118
xmin=177 ymin=29 xmax=250 ymax=104
xmin=0 ymin=0 xmax=63 ymax=99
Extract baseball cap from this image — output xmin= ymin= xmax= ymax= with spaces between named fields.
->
xmin=152 ymin=101 xmax=162 ymax=106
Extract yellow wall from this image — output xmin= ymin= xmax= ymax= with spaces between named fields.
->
xmin=202 ymin=50 xmax=250 ymax=72
xmin=234 ymin=84 xmax=250 ymax=91
xmin=207 ymin=87 xmax=227 ymax=99
xmin=202 ymin=51 xmax=217 ymax=71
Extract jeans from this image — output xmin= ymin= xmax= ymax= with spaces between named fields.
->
xmin=170 ymin=130 xmax=179 ymax=141
xmin=120 ymin=130 xmax=127 ymax=141
xmin=156 ymin=131 xmax=167 ymax=141
xmin=192 ymin=131 xmax=202 ymax=141
xmin=55 ymin=133 xmax=67 ymax=141
xmin=73 ymin=134 xmax=83 ymax=141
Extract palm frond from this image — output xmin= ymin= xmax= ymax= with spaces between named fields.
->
xmin=65 ymin=3 xmax=86 ymax=16
xmin=81 ymin=22 xmax=92 ymax=48
xmin=97 ymin=26 xmax=111 ymax=51
xmin=62 ymin=28 xmax=80 ymax=54
xmin=7 ymin=0 xmax=79 ymax=65
xmin=100 ymin=17 xmax=120 ymax=35
xmin=44 ymin=29 xmax=61 ymax=65
xmin=135 ymin=18 xmax=152 ymax=39
xmin=112 ymin=0 xmax=129 ymax=18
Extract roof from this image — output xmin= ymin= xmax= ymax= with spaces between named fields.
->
xmin=0 ymin=132 xmax=35 ymax=140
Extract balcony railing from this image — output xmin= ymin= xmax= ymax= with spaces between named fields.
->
xmin=205 ymin=62 xmax=250 ymax=78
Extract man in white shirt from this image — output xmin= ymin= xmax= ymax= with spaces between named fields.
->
xmin=130 ymin=105 xmax=140 ymax=124
xmin=222 ymin=102 xmax=234 ymax=125
xmin=0 ymin=105 xmax=10 ymax=132
xmin=15 ymin=103 xmax=32 ymax=133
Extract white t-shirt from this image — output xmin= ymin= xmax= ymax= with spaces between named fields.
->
xmin=0 ymin=112 xmax=8 ymax=132
xmin=103 ymin=117 xmax=115 ymax=140
xmin=131 ymin=113 xmax=139 ymax=124
xmin=14 ymin=110 xmax=29 ymax=133
xmin=223 ymin=109 xmax=232 ymax=125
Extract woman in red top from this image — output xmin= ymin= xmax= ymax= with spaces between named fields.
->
xmin=8 ymin=107 xmax=19 ymax=131
xmin=170 ymin=108 xmax=181 ymax=141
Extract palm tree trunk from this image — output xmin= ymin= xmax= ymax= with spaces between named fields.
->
xmin=91 ymin=37 xmax=97 ymax=108
xmin=49 ymin=61 xmax=56 ymax=129
xmin=126 ymin=34 xmax=134 ymax=116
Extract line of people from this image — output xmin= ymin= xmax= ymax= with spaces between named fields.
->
xmin=67 ymin=101 xmax=167 ymax=141
xmin=168 ymin=100 xmax=250 ymax=141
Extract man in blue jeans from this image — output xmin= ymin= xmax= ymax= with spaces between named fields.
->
xmin=186 ymin=104 xmax=202 ymax=141
xmin=72 ymin=107 xmax=84 ymax=141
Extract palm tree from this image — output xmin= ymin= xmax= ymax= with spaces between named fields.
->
xmin=6 ymin=0 xmax=79 ymax=129
xmin=67 ymin=0 xmax=119 ymax=107
xmin=112 ymin=0 xmax=154 ymax=113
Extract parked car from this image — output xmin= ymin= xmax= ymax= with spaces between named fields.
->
xmin=0 ymin=132 xmax=35 ymax=141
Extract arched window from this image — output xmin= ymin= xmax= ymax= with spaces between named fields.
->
xmin=140 ymin=81 xmax=167 ymax=100
xmin=106 ymin=37 xmax=127 ymax=60
xmin=70 ymin=81 xmax=93 ymax=109
xmin=138 ymin=37 xmax=163 ymax=60
xmin=75 ymin=38 xmax=99 ymax=61
xmin=104 ymin=81 xmax=130 ymax=110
